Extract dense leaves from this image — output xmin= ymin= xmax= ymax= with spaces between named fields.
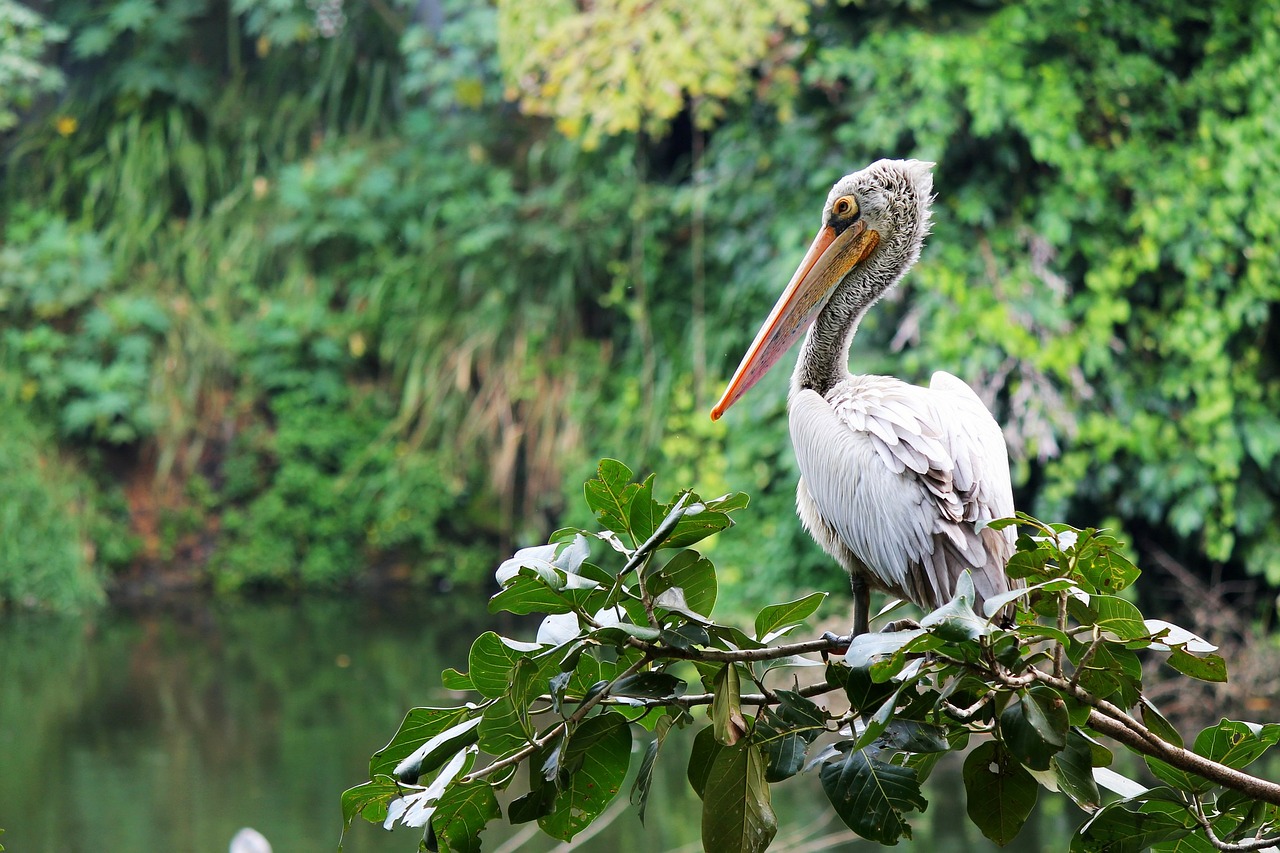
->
xmin=346 ymin=463 xmax=1280 ymax=851
xmin=4 ymin=0 xmax=1279 ymax=613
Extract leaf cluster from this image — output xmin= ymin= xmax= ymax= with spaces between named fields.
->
xmin=346 ymin=463 xmax=1280 ymax=852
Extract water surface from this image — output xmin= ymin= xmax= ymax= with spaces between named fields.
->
xmin=0 ymin=593 xmax=1078 ymax=852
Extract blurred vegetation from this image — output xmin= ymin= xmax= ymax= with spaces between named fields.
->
xmin=0 ymin=0 xmax=1277 ymax=613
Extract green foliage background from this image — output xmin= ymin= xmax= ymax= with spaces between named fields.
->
xmin=2 ymin=0 xmax=1278 ymax=610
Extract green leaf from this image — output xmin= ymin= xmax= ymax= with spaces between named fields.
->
xmin=487 ymin=573 xmax=575 ymax=615
xmin=584 ymin=459 xmax=638 ymax=540
xmin=539 ymin=713 xmax=632 ymax=841
xmin=701 ymin=741 xmax=778 ymax=853
xmin=1070 ymin=642 xmax=1143 ymax=707
xmin=1069 ymin=594 xmax=1147 ymax=640
xmin=1077 ymin=545 xmax=1140 ymax=594
xmin=468 ymin=632 xmax=538 ymax=698
xmin=1006 ymin=545 xmax=1054 ymax=580
xmin=712 ymin=664 xmax=747 ymax=745
xmin=1167 ymin=647 xmax=1228 ymax=682
xmin=1072 ymin=796 xmax=1192 ymax=852
xmin=370 ymin=707 xmax=477 ymax=778
xmin=843 ymin=664 xmax=897 ymax=715
xmin=756 ymin=715 xmax=807 ymax=783
xmin=963 ymin=741 xmax=1038 ymax=846
xmin=753 ymin=591 xmax=827 ymax=640
xmin=1000 ymin=690 xmax=1066 ymax=771
xmin=919 ymin=572 xmax=991 ymax=642
xmin=647 ymin=549 xmax=718 ymax=618
xmin=627 ymin=474 xmax=661 ymax=542
xmin=630 ymin=715 xmax=673 ymax=823
xmin=430 ymin=778 xmax=500 ymax=853
xmin=1140 ymin=700 xmax=1185 ymax=748
xmin=1144 ymin=755 xmax=1209 ymax=794
xmin=440 ymin=668 xmax=474 ymax=691
xmin=1192 ymin=719 xmax=1280 ymax=770
xmin=661 ymin=493 xmax=748 ymax=549
xmin=611 ymin=671 xmax=687 ymax=700
xmin=340 ymin=774 xmax=398 ymax=835
xmin=843 ymin=628 xmax=926 ymax=672
xmin=821 ymin=744 xmax=927 ymax=844
xmin=1053 ymin=730 xmax=1102 ymax=812
xmin=477 ymin=697 xmax=528 ymax=758
xmin=688 ymin=725 xmax=724 ymax=799
xmin=391 ymin=715 xmax=483 ymax=782
xmin=876 ymin=720 xmax=950 ymax=754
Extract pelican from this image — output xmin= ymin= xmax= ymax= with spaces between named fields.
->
xmin=711 ymin=159 xmax=1017 ymax=637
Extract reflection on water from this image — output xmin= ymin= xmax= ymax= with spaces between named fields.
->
xmin=0 ymin=593 xmax=1079 ymax=852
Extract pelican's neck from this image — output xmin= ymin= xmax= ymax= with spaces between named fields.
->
xmin=790 ymin=283 xmax=876 ymax=398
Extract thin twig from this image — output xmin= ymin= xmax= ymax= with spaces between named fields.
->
xmin=1069 ymin=627 xmax=1103 ymax=693
xmin=1189 ymin=794 xmax=1280 ymax=851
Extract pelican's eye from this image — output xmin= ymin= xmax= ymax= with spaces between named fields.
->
xmin=832 ymin=195 xmax=859 ymax=219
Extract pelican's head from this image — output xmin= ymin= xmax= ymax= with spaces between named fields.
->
xmin=710 ymin=159 xmax=935 ymax=420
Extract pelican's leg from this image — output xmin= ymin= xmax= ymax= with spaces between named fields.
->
xmin=850 ymin=573 xmax=871 ymax=637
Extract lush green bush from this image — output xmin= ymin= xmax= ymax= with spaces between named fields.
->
xmin=0 ymin=401 xmax=107 ymax=610
xmin=1 ymin=0 xmax=1277 ymax=606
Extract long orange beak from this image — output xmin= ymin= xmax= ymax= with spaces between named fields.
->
xmin=711 ymin=220 xmax=880 ymax=420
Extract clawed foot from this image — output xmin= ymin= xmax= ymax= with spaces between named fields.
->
xmin=820 ymin=631 xmax=851 ymax=660
xmin=881 ymin=618 xmax=922 ymax=633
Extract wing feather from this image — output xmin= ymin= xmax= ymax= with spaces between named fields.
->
xmin=789 ymin=374 xmax=1018 ymax=615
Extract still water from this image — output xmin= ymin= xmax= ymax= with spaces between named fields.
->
xmin=0 ymin=593 xmax=1080 ymax=852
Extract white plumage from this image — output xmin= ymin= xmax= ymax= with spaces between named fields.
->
xmin=711 ymin=160 xmax=1019 ymax=635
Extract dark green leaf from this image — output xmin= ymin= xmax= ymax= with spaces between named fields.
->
xmin=370 ymin=707 xmax=476 ymax=778
xmin=661 ymin=622 xmax=711 ymax=649
xmin=627 ymin=474 xmax=661 ymax=542
xmin=611 ymin=671 xmax=687 ymax=700
xmin=757 ymin=723 xmax=806 ymax=782
xmin=430 ymin=779 xmax=500 ymax=853
xmin=753 ymin=591 xmax=827 ymax=640
xmin=1072 ymin=796 xmax=1192 ymax=852
xmin=539 ymin=713 xmax=632 ymax=841
xmin=648 ymin=549 xmax=718 ymax=618
xmin=1167 ymin=647 xmax=1228 ymax=682
xmin=876 ymin=720 xmax=950 ymax=754
xmin=468 ymin=632 xmax=538 ymax=699
xmin=631 ymin=716 xmax=673 ymax=823
xmin=391 ymin=715 xmax=483 ymax=783
xmin=1068 ymin=595 xmax=1147 ymax=640
xmin=773 ymin=691 xmax=828 ymax=742
xmin=1000 ymin=691 xmax=1066 ymax=771
xmin=487 ymin=573 xmax=575 ymax=616
xmin=822 ymin=745 xmax=927 ymax=844
xmin=701 ymin=741 xmax=778 ymax=853
xmin=1140 ymin=700 xmax=1185 ymax=748
xmin=843 ymin=664 xmax=897 ymax=715
xmin=1192 ymin=719 xmax=1280 ymax=770
xmin=963 ymin=741 xmax=1038 ymax=846
xmin=1053 ymin=731 xmax=1102 ymax=812
xmin=477 ymin=697 xmax=528 ymax=758
xmin=688 ymin=725 xmax=724 ymax=799
xmin=1144 ymin=755 xmax=1209 ymax=794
